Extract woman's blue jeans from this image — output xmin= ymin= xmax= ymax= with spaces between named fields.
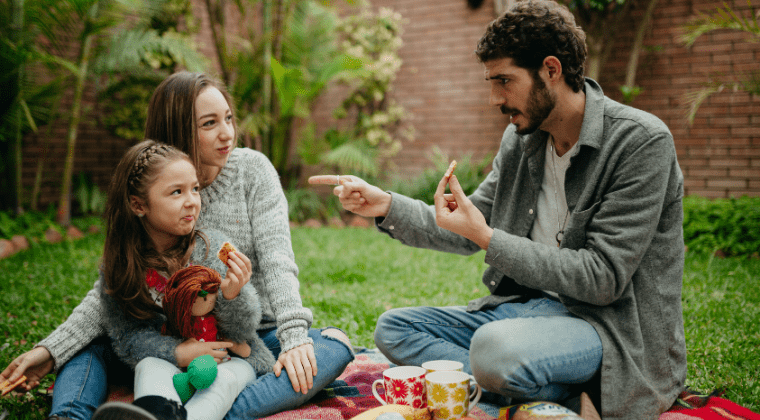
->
xmin=224 ymin=327 xmax=354 ymax=419
xmin=49 ymin=336 xmax=131 ymax=420
xmin=373 ymin=297 xmax=602 ymax=403
xmin=49 ymin=328 xmax=354 ymax=420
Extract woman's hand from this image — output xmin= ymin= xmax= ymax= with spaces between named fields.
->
xmin=220 ymin=251 xmax=252 ymax=300
xmin=175 ymin=338 xmax=233 ymax=366
xmin=0 ymin=347 xmax=54 ymax=393
xmin=273 ymin=343 xmax=317 ymax=395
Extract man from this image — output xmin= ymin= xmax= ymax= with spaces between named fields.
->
xmin=310 ymin=1 xmax=686 ymax=418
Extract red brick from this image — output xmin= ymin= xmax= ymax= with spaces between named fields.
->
xmin=729 ymin=168 xmax=760 ymax=178
xmin=709 ymin=158 xmax=750 ymax=167
xmin=707 ymin=179 xmax=748 ymax=189
xmin=687 ymin=189 xmax=729 ymax=198
xmin=732 ymin=126 xmax=760 ymax=136
xmin=710 ymin=137 xmax=750 ymax=146
xmin=679 ymin=158 xmax=709 ymax=166
xmin=690 ymin=147 xmax=728 ymax=157
xmin=692 ymin=43 xmax=732 ymax=54
xmin=685 ymin=179 xmax=706 ymax=188
xmin=730 ymin=148 xmax=760 ymax=157
xmin=690 ymin=168 xmax=728 ymax=177
xmin=710 ymin=116 xmax=750 ymax=125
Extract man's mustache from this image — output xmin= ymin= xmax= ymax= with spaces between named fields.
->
xmin=501 ymin=105 xmax=518 ymax=115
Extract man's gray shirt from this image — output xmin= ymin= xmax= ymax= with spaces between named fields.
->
xmin=377 ymin=79 xmax=687 ymax=420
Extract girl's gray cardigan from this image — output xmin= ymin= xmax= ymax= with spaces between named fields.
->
xmin=101 ymin=229 xmax=276 ymax=374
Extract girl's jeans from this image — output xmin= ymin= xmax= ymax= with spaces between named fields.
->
xmin=373 ymin=297 xmax=602 ymax=403
xmin=49 ymin=328 xmax=354 ymax=420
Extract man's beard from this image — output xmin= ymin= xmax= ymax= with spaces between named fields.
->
xmin=501 ymin=74 xmax=556 ymax=135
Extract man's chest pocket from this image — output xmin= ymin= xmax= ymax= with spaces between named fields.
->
xmin=561 ymin=200 xmax=601 ymax=249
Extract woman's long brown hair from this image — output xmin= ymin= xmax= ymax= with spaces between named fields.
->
xmin=144 ymin=71 xmax=237 ymax=185
xmin=102 ymin=140 xmax=199 ymax=320
xmin=162 ymin=265 xmax=222 ymax=339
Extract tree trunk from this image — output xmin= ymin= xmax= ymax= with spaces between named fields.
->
xmin=624 ymin=0 xmax=660 ymax=88
xmin=57 ymin=32 xmax=94 ymax=227
xmin=204 ymin=0 xmax=230 ymax=86
xmin=262 ymin=0 xmax=273 ymax=156
xmin=11 ymin=0 xmax=25 ymax=214
xmin=585 ymin=36 xmax=604 ymax=81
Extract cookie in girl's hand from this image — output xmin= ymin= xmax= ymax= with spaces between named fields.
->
xmin=217 ymin=242 xmax=237 ymax=267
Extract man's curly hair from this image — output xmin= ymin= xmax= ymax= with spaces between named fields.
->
xmin=475 ymin=0 xmax=587 ymax=93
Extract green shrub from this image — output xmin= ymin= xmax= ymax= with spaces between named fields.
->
xmin=683 ymin=195 xmax=760 ymax=257
xmin=0 ymin=207 xmax=61 ymax=241
xmin=390 ymin=147 xmax=493 ymax=205
xmin=0 ymin=207 xmax=103 ymax=242
xmin=285 ymin=187 xmax=341 ymax=223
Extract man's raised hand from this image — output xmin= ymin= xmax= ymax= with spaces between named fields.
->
xmin=433 ymin=173 xmax=493 ymax=250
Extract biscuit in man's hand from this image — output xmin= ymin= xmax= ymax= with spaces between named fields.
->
xmin=445 ymin=160 xmax=458 ymax=179
xmin=218 ymin=242 xmax=238 ymax=267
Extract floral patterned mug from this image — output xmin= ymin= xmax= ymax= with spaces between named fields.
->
xmin=425 ymin=370 xmax=482 ymax=420
xmin=372 ymin=366 xmax=428 ymax=408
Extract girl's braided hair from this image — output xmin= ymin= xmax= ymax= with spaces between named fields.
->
xmin=475 ymin=0 xmax=587 ymax=93
xmin=162 ymin=265 xmax=222 ymax=339
xmin=103 ymin=140 xmax=205 ymax=320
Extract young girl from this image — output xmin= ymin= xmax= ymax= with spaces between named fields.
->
xmin=93 ymin=140 xmax=274 ymax=420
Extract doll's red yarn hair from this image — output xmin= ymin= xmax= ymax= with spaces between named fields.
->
xmin=162 ymin=265 xmax=221 ymax=339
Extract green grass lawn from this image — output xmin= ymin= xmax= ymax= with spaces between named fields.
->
xmin=1 ymin=227 xmax=759 ymax=418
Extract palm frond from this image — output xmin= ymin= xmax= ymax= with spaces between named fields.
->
xmin=682 ymin=82 xmax=724 ymax=124
xmin=93 ymin=29 xmax=206 ymax=74
xmin=322 ymin=141 xmax=379 ymax=177
xmin=679 ymin=0 xmax=760 ymax=47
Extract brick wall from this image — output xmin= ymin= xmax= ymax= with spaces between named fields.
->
xmin=598 ymin=0 xmax=760 ymax=198
xmin=19 ymin=0 xmax=759 ymax=210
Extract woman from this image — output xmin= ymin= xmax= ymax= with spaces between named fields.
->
xmin=0 ymin=72 xmax=354 ymax=420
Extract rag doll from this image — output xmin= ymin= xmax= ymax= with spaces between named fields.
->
xmin=162 ymin=264 xmax=274 ymax=401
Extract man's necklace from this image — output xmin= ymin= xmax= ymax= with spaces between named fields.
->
xmin=550 ymin=141 xmax=570 ymax=247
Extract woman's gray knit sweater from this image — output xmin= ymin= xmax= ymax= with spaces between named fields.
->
xmin=37 ymin=148 xmax=312 ymax=371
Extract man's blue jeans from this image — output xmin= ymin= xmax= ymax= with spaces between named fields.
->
xmin=49 ymin=328 xmax=354 ymax=420
xmin=373 ymin=297 xmax=602 ymax=403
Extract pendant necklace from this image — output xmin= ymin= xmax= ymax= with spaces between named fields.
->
xmin=550 ymin=140 xmax=570 ymax=247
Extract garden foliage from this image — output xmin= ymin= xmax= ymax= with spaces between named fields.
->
xmin=682 ymin=195 xmax=760 ymax=258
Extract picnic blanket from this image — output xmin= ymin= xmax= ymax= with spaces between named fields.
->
xmin=659 ymin=389 xmax=760 ymax=420
xmin=96 ymin=348 xmax=760 ymax=420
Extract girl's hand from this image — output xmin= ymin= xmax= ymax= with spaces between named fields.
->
xmin=220 ymin=251 xmax=252 ymax=300
xmin=273 ymin=343 xmax=317 ymax=395
xmin=0 ymin=347 xmax=54 ymax=392
xmin=175 ymin=338 xmax=233 ymax=366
